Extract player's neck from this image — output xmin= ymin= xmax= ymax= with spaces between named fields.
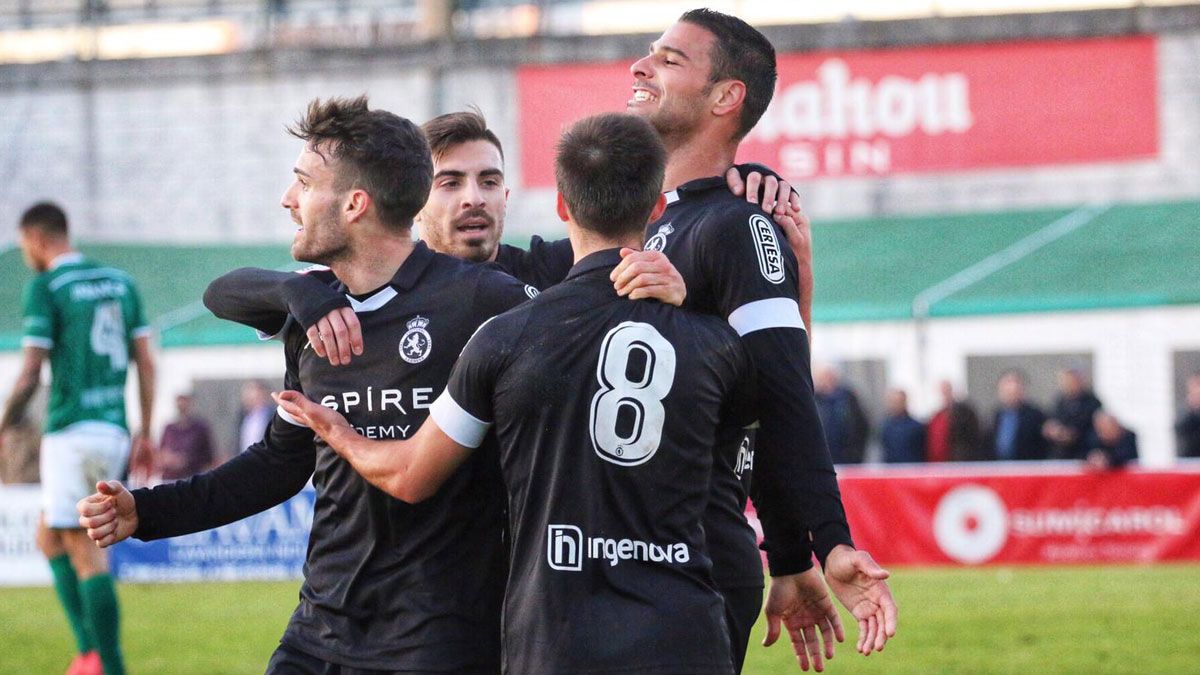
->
xmin=567 ymin=227 xmax=643 ymax=264
xmin=331 ymin=234 xmax=415 ymax=295
xmin=661 ymin=129 xmax=738 ymax=192
xmin=39 ymin=243 xmax=75 ymax=269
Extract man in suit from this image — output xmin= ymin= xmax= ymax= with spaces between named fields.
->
xmin=988 ymin=370 xmax=1049 ymax=461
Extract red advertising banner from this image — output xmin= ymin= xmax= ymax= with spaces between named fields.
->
xmin=811 ymin=466 xmax=1200 ymax=566
xmin=517 ymin=36 xmax=1158 ymax=186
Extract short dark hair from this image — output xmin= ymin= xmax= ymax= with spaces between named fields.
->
xmin=680 ymin=8 xmax=776 ymax=140
xmin=19 ymin=202 xmax=69 ymax=238
xmin=287 ymin=95 xmax=433 ymax=230
xmin=422 ymin=109 xmax=504 ymax=163
xmin=555 ymin=113 xmax=665 ymax=237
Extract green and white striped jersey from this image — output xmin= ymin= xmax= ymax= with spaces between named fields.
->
xmin=21 ymin=253 xmax=150 ymax=433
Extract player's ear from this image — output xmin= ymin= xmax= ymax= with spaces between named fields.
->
xmin=711 ymin=80 xmax=745 ymax=120
xmin=345 ymin=188 xmax=371 ymax=224
xmin=555 ymin=191 xmax=570 ymax=223
xmin=648 ymin=193 xmax=667 ymax=223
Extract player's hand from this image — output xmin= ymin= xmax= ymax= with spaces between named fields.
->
xmin=763 ymin=567 xmax=845 ymax=672
xmin=610 ymin=248 xmax=687 ymax=306
xmin=824 ymin=545 xmax=898 ymax=656
xmin=306 ymin=307 xmax=363 ymax=367
xmin=775 ymin=203 xmax=814 ymax=334
xmin=726 ymin=167 xmax=800 ymax=216
xmin=77 ymin=480 xmax=138 ymax=548
xmin=272 ymin=390 xmax=352 ymax=442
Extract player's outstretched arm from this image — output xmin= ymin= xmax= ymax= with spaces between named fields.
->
xmin=204 ymin=267 xmax=363 ymax=366
xmin=77 ymin=480 xmax=138 ymax=548
xmin=763 ymin=567 xmax=845 ymax=672
xmin=609 ymin=248 xmax=687 ymax=305
xmin=823 ymin=545 xmax=898 ymax=656
xmin=274 ymin=390 xmax=473 ymax=503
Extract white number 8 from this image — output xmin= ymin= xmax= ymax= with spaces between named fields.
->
xmin=589 ymin=322 xmax=676 ymax=466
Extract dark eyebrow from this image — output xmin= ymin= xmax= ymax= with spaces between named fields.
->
xmin=433 ymin=170 xmax=466 ymax=180
xmin=293 ymin=168 xmax=312 ymax=179
xmin=480 ymin=168 xmax=505 ymax=179
xmin=650 ymin=41 xmax=690 ymax=62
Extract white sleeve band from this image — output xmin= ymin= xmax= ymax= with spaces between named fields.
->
xmin=276 ymin=406 xmax=309 ymax=428
xmin=20 ymin=336 xmax=53 ymax=349
xmin=131 ymin=325 xmax=153 ymax=339
xmin=727 ymin=298 xmax=806 ymax=336
xmin=429 ymin=390 xmax=491 ymax=449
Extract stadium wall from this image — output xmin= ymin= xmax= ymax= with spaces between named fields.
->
xmin=1 ymin=305 xmax=1196 ymax=465
xmin=0 ymin=6 xmax=1197 ymax=243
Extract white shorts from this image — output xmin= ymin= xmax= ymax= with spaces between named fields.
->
xmin=40 ymin=422 xmax=130 ymax=528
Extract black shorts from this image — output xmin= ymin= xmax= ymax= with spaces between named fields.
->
xmin=265 ymin=643 xmax=497 ymax=675
xmin=720 ymin=585 xmax=764 ymax=674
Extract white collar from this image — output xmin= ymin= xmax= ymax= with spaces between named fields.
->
xmin=48 ymin=251 xmax=84 ymax=270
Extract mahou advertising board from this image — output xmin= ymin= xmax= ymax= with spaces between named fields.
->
xmin=517 ymin=36 xmax=1158 ymax=185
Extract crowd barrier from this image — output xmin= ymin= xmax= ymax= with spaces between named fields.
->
xmin=0 ymin=485 xmax=314 ymax=586
xmin=3 ymin=464 xmax=1199 ymax=586
xmin=819 ymin=462 xmax=1200 ymax=565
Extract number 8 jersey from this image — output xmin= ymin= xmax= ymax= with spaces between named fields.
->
xmin=20 ymin=253 xmax=150 ymax=433
xmin=432 ymin=248 xmax=757 ymax=674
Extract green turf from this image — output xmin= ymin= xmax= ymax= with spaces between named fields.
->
xmin=2 ymin=565 xmax=1198 ymax=673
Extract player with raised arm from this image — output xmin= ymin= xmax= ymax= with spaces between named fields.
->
xmin=0 ymin=203 xmax=155 ymax=675
xmin=76 ymin=97 xmax=685 ymax=673
xmin=621 ymin=9 xmax=898 ymax=671
xmin=277 ymin=111 xmax=756 ymax=675
xmin=78 ymin=97 xmax=536 ymax=673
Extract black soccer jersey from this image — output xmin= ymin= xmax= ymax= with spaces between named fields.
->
xmin=134 ymin=242 xmax=530 ymax=671
xmin=645 ymin=176 xmax=853 ymax=578
xmin=431 ymin=248 xmax=753 ymax=675
xmin=491 ymin=234 xmax=574 ymax=290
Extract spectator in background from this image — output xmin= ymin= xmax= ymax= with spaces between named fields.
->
xmin=987 ymin=370 xmax=1049 ymax=461
xmin=925 ymin=380 xmax=984 ymax=462
xmin=1043 ymin=368 xmax=1103 ymax=459
xmin=814 ymin=365 xmax=869 ymax=464
xmin=238 ymin=381 xmax=274 ymax=457
xmin=1084 ymin=410 xmax=1138 ymax=470
xmin=1176 ymin=373 xmax=1200 ymax=459
xmin=157 ymin=394 xmax=216 ymax=481
xmin=880 ymin=389 xmax=924 ymax=464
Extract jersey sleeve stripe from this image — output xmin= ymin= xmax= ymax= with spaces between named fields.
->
xmin=429 ymin=391 xmax=491 ymax=449
xmin=131 ymin=325 xmax=153 ymax=339
xmin=276 ymin=406 xmax=308 ymax=428
xmin=727 ymin=298 xmax=807 ymax=336
xmin=20 ymin=336 xmax=53 ymax=349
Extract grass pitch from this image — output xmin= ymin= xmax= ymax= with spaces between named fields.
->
xmin=1 ymin=565 xmax=1197 ymax=674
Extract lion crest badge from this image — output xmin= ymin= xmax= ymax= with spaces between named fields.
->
xmin=644 ymin=223 xmax=674 ymax=252
xmin=400 ymin=315 xmax=433 ymax=364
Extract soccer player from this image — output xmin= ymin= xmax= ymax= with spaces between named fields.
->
xmin=1 ymin=202 xmax=156 ymax=675
xmin=76 ymin=97 xmax=682 ymax=673
xmin=622 ymin=8 xmax=898 ymax=669
xmin=293 ymin=109 xmax=808 ymax=373
xmin=78 ymin=97 xmax=535 ymax=673
xmin=276 ymin=111 xmax=754 ymax=674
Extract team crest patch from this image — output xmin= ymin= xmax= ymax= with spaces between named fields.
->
xmin=400 ymin=316 xmax=433 ymax=364
xmin=644 ymin=223 xmax=674 ymax=252
xmin=748 ymin=214 xmax=785 ymax=284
